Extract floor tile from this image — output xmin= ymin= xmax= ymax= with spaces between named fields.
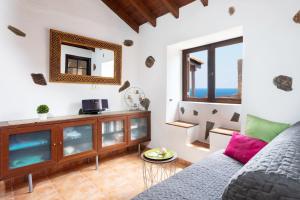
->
xmin=0 ymin=152 xmax=187 ymax=200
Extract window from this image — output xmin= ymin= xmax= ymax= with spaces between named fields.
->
xmin=182 ymin=37 xmax=243 ymax=104
xmin=65 ymin=54 xmax=91 ymax=76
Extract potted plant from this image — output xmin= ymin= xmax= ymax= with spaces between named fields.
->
xmin=37 ymin=105 xmax=49 ymax=120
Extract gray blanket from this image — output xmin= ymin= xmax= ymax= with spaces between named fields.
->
xmin=223 ymin=122 xmax=300 ymax=200
xmin=133 ymin=151 xmax=243 ymax=200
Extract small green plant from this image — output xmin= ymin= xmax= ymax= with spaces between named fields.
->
xmin=37 ymin=105 xmax=49 ymax=114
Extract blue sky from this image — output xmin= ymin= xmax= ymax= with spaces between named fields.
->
xmin=190 ymin=43 xmax=243 ymax=89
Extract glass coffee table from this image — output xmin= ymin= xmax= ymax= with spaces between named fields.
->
xmin=141 ymin=149 xmax=178 ymax=189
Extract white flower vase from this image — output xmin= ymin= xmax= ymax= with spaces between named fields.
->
xmin=38 ymin=113 xmax=48 ymax=121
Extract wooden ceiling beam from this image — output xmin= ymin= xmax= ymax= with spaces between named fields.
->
xmin=200 ymin=0 xmax=208 ymax=7
xmin=129 ymin=0 xmax=156 ymax=27
xmin=161 ymin=0 xmax=179 ymax=18
xmin=101 ymin=0 xmax=139 ymax=33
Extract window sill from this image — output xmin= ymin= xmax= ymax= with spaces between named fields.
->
xmin=182 ymin=98 xmax=241 ymax=105
xmin=181 ymin=100 xmax=241 ymax=106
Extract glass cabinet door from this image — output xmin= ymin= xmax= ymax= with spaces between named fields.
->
xmin=130 ymin=118 xmax=148 ymax=141
xmin=102 ymin=120 xmax=125 ymax=147
xmin=9 ymin=130 xmax=51 ymax=169
xmin=63 ymin=125 xmax=93 ymax=157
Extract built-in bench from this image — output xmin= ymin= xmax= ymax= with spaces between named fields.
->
xmin=165 ymin=121 xmax=237 ymax=163
xmin=209 ymin=128 xmax=237 ymax=152
xmin=165 ymin=121 xmax=209 ymax=163
xmin=166 ymin=121 xmax=198 ymax=128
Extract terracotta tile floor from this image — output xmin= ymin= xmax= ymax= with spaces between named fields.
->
xmin=0 ymin=153 xmax=186 ymax=200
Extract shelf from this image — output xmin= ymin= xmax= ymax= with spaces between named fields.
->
xmin=64 ymin=142 xmax=93 ymax=156
xmin=64 ymin=132 xmax=83 ymax=141
xmin=9 ymin=149 xmax=50 ymax=169
xmin=102 ymin=130 xmax=124 ymax=135
xmin=131 ymin=129 xmax=147 ymax=140
xmin=63 ymin=133 xmax=92 ymax=144
xmin=130 ymin=126 xmax=147 ymax=131
xmin=63 ymin=125 xmax=93 ymax=156
xmin=102 ymin=132 xmax=124 ymax=147
xmin=9 ymin=140 xmax=49 ymax=152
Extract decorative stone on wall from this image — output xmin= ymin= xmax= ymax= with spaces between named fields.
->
xmin=231 ymin=112 xmax=240 ymax=122
xmin=31 ymin=73 xmax=47 ymax=86
xmin=212 ymin=109 xmax=218 ymax=114
xmin=119 ymin=80 xmax=130 ymax=92
xmin=145 ymin=56 xmax=155 ymax=68
xmin=228 ymin=6 xmax=235 ymax=16
xmin=273 ymin=75 xmax=293 ymax=91
xmin=293 ymin=10 xmax=300 ymax=24
xmin=123 ymin=40 xmax=134 ymax=47
xmin=193 ymin=110 xmax=198 ymax=116
xmin=8 ymin=25 xmax=26 ymax=37
xmin=180 ymin=107 xmax=185 ymax=114
xmin=205 ymin=121 xmax=215 ymax=140
xmin=140 ymin=98 xmax=150 ymax=111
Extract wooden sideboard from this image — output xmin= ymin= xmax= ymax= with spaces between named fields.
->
xmin=0 ymin=110 xmax=151 ymax=192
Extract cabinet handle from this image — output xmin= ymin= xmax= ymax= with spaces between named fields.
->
xmin=59 ymin=141 xmax=62 ymax=145
xmin=53 ymin=143 xmax=56 ymax=146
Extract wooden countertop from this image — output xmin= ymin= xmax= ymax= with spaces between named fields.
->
xmin=0 ymin=110 xmax=150 ymax=128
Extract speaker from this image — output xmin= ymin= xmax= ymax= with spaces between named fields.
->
xmin=81 ymin=99 xmax=100 ymax=114
xmin=101 ymin=99 xmax=109 ymax=111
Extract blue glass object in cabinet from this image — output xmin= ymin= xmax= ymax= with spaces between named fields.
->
xmin=130 ymin=118 xmax=148 ymax=140
xmin=63 ymin=125 xmax=93 ymax=156
xmin=9 ymin=130 xmax=51 ymax=169
xmin=102 ymin=120 xmax=124 ymax=147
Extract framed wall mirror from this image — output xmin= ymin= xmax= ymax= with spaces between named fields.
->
xmin=50 ymin=29 xmax=122 ymax=84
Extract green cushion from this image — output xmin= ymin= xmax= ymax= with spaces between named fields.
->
xmin=245 ymin=114 xmax=290 ymax=143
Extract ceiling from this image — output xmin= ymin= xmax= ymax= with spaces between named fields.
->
xmin=101 ymin=0 xmax=208 ymax=33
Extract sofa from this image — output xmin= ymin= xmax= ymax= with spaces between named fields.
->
xmin=133 ymin=122 xmax=300 ymax=200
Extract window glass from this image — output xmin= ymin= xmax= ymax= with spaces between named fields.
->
xmin=182 ymin=37 xmax=243 ymax=104
xmin=188 ymin=50 xmax=208 ymax=98
xmin=215 ymin=43 xmax=243 ymax=98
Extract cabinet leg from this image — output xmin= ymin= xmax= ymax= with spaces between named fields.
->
xmin=138 ymin=144 xmax=141 ymax=155
xmin=28 ymin=173 xmax=33 ymax=193
xmin=96 ymin=155 xmax=99 ymax=170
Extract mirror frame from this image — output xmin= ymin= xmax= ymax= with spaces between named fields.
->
xmin=50 ymin=29 xmax=122 ymax=84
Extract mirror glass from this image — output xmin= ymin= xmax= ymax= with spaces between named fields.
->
xmin=60 ymin=43 xmax=115 ymax=77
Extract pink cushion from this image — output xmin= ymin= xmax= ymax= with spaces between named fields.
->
xmin=224 ymin=132 xmax=267 ymax=164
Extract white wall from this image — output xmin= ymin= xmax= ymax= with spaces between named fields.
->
xmin=179 ymin=101 xmax=241 ymax=143
xmin=137 ymin=0 xmax=300 ymax=150
xmin=1 ymin=0 xmax=300 ymax=162
xmin=0 ymin=0 xmax=140 ymax=121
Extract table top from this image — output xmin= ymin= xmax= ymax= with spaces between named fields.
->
xmin=141 ymin=153 xmax=178 ymax=164
xmin=0 ymin=110 xmax=150 ymax=128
